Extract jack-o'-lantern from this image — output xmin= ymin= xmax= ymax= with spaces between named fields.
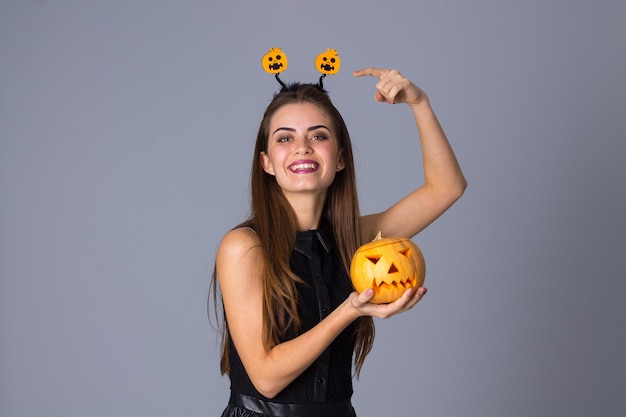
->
xmin=262 ymin=47 xmax=288 ymax=74
xmin=350 ymin=231 xmax=425 ymax=304
xmin=315 ymin=48 xmax=340 ymax=75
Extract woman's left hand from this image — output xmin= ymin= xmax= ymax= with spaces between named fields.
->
xmin=353 ymin=68 xmax=427 ymax=106
xmin=349 ymin=286 xmax=428 ymax=320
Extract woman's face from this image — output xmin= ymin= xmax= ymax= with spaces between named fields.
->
xmin=261 ymin=102 xmax=345 ymax=197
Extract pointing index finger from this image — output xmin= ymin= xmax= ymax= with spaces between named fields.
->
xmin=353 ymin=67 xmax=388 ymax=79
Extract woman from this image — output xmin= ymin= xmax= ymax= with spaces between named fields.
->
xmin=211 ymin=67 xmax=466 ymax=417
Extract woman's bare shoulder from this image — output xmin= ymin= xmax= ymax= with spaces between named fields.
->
xmin=218 ymin=226 xmax=261 ymax=255
xmin=216 ymin=227 xmax=263 ymax=275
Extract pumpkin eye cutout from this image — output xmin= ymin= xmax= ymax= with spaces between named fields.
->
xmin=366 ymin=255 xmax=381 ymax=265
xmin=350 ymin=231 xmax=426 ymax=304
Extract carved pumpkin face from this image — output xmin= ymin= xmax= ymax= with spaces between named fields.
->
xmin=262 ymin=47 xmax=288 ymax=74
xmin=315 ymin=48 xmax=340 ymax=75
xmin=350 ymin=231 xmax=425 ymax=304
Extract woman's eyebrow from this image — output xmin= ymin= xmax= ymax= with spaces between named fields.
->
xmin=272 ymin=127 xmax=296 ymax=136
xmin=272 ymin=125 xmax=330 ymax=136
xmin=307 ymin=124 xmax=330 ymax=132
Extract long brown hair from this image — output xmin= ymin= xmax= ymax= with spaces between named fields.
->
xmin=210 ymin=83 xmax=374 ymax=377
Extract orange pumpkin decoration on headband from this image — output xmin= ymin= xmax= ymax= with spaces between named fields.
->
xmin=262 ymin=47 xmax=288 ymax=74
xmin=350 ymin=231 xmax=425 ymax=304
xmin=315 ymin=48 xmax=340 ymax=75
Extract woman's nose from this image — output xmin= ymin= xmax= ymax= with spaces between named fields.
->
xmin=294 ymin=137 xmax=312 ymax=154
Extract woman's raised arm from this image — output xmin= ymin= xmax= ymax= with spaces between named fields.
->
xmin=355 ymin=68 xmax=467 ymax=242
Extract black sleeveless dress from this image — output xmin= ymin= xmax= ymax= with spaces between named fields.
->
xmin=220 ymin=223 xmax=358 ymax=417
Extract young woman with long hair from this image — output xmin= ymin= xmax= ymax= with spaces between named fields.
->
xmin=210 ymin=67 xmax=466 ymax=417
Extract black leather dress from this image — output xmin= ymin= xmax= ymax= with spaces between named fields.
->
xmin=220 ymin=223 xmax=358 ymax=417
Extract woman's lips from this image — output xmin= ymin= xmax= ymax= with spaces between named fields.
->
xmin=288 ymin=160 xmax=319 ymax=173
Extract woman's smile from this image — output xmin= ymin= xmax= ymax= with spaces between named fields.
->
xmin=289 ymin=159 xmax=320 ymax=173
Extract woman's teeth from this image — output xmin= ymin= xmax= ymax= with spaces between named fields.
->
xmin=290 ymin=163 xmax=318 ymax=171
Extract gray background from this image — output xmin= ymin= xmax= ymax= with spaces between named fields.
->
xmin=1 ymin=1 xmax=625 ymax=416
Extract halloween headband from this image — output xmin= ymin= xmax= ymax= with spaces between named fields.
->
xmin=262 ymin=47 xmax=341 ymax=90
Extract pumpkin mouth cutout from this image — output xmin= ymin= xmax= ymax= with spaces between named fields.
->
xmin=269 ymin=62 xmax=283 ymax=71
xmin=370 ymin=274 xmax=418 ymax=295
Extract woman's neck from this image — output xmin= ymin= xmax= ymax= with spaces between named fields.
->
xmin=283 ymin=191 xmax=326 ymax=231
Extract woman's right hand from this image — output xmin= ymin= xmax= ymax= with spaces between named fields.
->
xmin=347 ymin=286 xmax=428 ymax=320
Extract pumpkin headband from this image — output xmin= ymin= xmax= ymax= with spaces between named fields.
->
xmin=262 ymin=47 xmax=341 ymax=90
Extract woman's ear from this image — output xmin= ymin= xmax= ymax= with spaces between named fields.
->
xmin=260 ymin=152 xmax=275 ymax=175
xmin=336 ymin=151 xmax=345 ymax=172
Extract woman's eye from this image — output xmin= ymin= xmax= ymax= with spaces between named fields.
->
xmin=311 ymin=135 xmax=327 ymax=141
xmin=277 ymin=136 xmax=291 ymax=143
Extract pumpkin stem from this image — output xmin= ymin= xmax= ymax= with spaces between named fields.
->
xmin=373 ymin=231 xmax=382 ymax=241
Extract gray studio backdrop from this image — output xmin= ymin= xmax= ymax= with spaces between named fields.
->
xmin=1 ymin=1 xmax=625 ymax=416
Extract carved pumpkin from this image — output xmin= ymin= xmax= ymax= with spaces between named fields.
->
xmin=350 ymin=231 xmax=425 ymax=304
xmin=315 ymin=48 xmax=340 ymax=75
xmin=262 ymin=47 xmax=288 ymax=74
